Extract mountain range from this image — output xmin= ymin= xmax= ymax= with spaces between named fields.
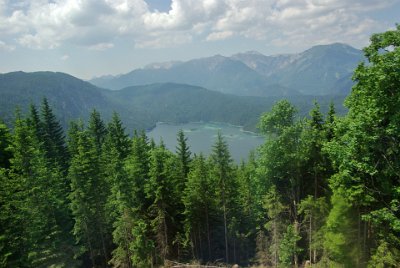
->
xmin=90 ymin=43 xmax=363 ymax=96
xmin=0 ymin=72 xmax=346 ymax=133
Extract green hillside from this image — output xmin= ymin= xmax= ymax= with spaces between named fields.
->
xmin=0 ymin=72 xmax=346 ymax=133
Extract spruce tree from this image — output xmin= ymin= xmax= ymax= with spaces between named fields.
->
xmin=110 ymin=131 xmax=153 ymax=267
xmin=88 ymin=109 xmax=107 ymax=154
xmin=0 ymin=120 xmax=12 ymax=169
xmin=3 ymin=111 xmax=76 ymax=267
xmin=40 ymin=98 xmax=68 ymax=171
xmin=68 ymin=130 xmax=109 ymax=266
xmin=176 ymin=129 xmax=191 ymax=180
xmin=116 ymin=131 xmax=152 ymax=267
xmin=146 ymin=144 xmax=176 ymax=264
xmin=183 ymin=154 xmax=217 ymax=261
xmin=210 ymin=132 xmax=236 ymax=263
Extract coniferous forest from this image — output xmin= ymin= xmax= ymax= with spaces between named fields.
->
xmin=0 ymin=26 xmax=399 ymax=268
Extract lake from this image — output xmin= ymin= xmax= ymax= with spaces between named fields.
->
xmin=147 ymin=122 xmax=265 ymax=162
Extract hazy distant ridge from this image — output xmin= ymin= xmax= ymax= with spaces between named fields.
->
xmin=0 ymin=72 xmax=346 ymax=132
xmin=90 ymin=43 xmax=363 ymax=96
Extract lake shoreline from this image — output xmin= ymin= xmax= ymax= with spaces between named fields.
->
xmin=147 ymin=122 xmax=265 ymax=163
xmin=149 ymin=121 xmax=262 ymax=137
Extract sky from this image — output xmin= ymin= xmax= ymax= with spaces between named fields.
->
xmin=0 ymin=0 xmax=399 ymax=80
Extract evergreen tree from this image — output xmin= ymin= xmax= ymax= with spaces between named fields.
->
xmin=182 ymin=154 xmax=217 ymax=262
xmin=88 ymin=109 xmax=107 ymax=154
xmin=145 ymin=144 xmax=176 ymax=264
xmin=173 ymin=130 xmax=192 ymax=258
xmin=1 ymin=112 xmax=33 ymax=266
xmin=102 ymin=113 xmax=131 ymax=264
xmin=67 ymin=120 xmax=84 ymax=157
xmin=40 ymin=98 xmax=68 ymax=171
xmin=0 ymin=120 xmax=12 ymax=169
xmin=109 ymin=131 xmax=151 ymax=267
xmin=236 ymin=153 xmax=260 ymax=264
xmin=68 ymin=130 xmax=109 ymax=267
xmin=106 ymin=112 xmax=131 ymax=159
xmin=26 ymin=104 xmax=43 ymax=142
xmin=210 ymin=132 xmax=236 ymax=263
xmin=325 ymin=102 xmax=336 ymax=141
xmin=176 ymin=129 xmax=191 ymax=180
xmin=262 ymin=186 xmax=286 ymax=267
xmin=2 ymin=111 xmax=76 ymax=267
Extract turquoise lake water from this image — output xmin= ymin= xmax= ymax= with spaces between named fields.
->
xmin=147 ymin=122 xmax=265 ymax=162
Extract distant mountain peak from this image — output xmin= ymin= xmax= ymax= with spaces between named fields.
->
xmin=89 ymin=43 xmax=363 ymax=96
xmin=233 ymin=50 xmax=264 ymax=56
xmin=144 ymin=61 xmax=182 ymax=70
xmin=303 ymin=42 xmax=360 ymax=55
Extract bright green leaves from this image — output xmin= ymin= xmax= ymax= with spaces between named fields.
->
xmin=279 ymin=224 xmax=302 ymax=267
xmin=324 ymin=24 xmax=400 ymax=265
xmin=258 ymin=100 xmax=297 ymax=136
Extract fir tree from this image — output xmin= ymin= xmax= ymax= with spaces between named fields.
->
xmin=0 ymin=120 xmax=12 ymax=169
xmin=40 ymin=98 xmax=68 ymax=171
xmin=183 ymin=154 xmax=216 ymax=261
xmin=210 ymin=132 xmax=236 ymax=263
xmin=68 ymin=130 xmax=109 ymax=267
xmin=88 ymin=109 xmax=107 ymax=154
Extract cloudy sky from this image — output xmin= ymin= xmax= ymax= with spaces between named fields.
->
xmin=0 ymin=0 xmax=399 ymax=79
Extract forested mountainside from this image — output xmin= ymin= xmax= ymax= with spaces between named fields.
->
xmin=0 ymin=26 xmax=399 ymax=267
xmin=0 ymin=73 xmax=345 ymax=133
xmin=0 ymin=71 xmax=137 ymax=129
xmin=102 ymin=83 xmax=346 ymax=131
xmin=90 ymin=43 xmax=363 ymax=96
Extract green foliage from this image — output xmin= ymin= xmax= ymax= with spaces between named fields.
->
xmin=324 ymin=24 xmax=400 ymax=266
xmin=0 ymin=120 xmax=12 ymax=169
xmin=299 ymin=196 xmax=329 ymax=264
xmin=1 ymin=108 xmax=77 ymax=267
xmin=258 ymin=100 xmax=297 ymax=135
xmin=182 ymin=154 xmax=217 ymax=260
xmin=130 ymin=219 xmax=155 ymax=267
xmin=368 ymin=240 xmax=400 ymax=268
xmin=324 ymin=190 xmax=361 ymax=266
xmin=176 ymin=129 xmax=191 ymax=179
xmin=40 ymin=98 xmax=69 ymax=170
xmin=88 ymin=109 xmax=107 ymax=154
xmin=146 ymin=144 xmax=176 ymax=263
xmin=279 ymin=224 xmax=302 ymax=267
xmin=68 ymin=130 xmax=109 ymax=266
xmin=210 ymin=132 xmax=237 ymax=263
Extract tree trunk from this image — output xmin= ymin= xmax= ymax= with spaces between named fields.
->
xmin=84 ymin=221 xmax=96 ymax=268
xmin=205 ymin=206 xmax=212 ymax=260
xmin=309 ymin=213 xmax=312 ymax=265
xmin=294 ymin=220 xmax=299 ymax=268
xmin=198 ymin=227 xmax=203 ymax=260
xmin=223 ymin=201 xmax=229 ymax=263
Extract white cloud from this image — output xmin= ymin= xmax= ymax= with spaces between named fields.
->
xmin=61 ymin=54 xmax=69 ymax=60
xmin=0 ymin=40 xmax=15 ymax=51
xmin=88 ymin=42 xmax=114 ymax=51
xmin=206 ymin=31 xmax=233 ymax=41
xmin=135 ymin=32 xmax=192 ymax=49
xmin=0 ymin=0 xmax=396 ymax=51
